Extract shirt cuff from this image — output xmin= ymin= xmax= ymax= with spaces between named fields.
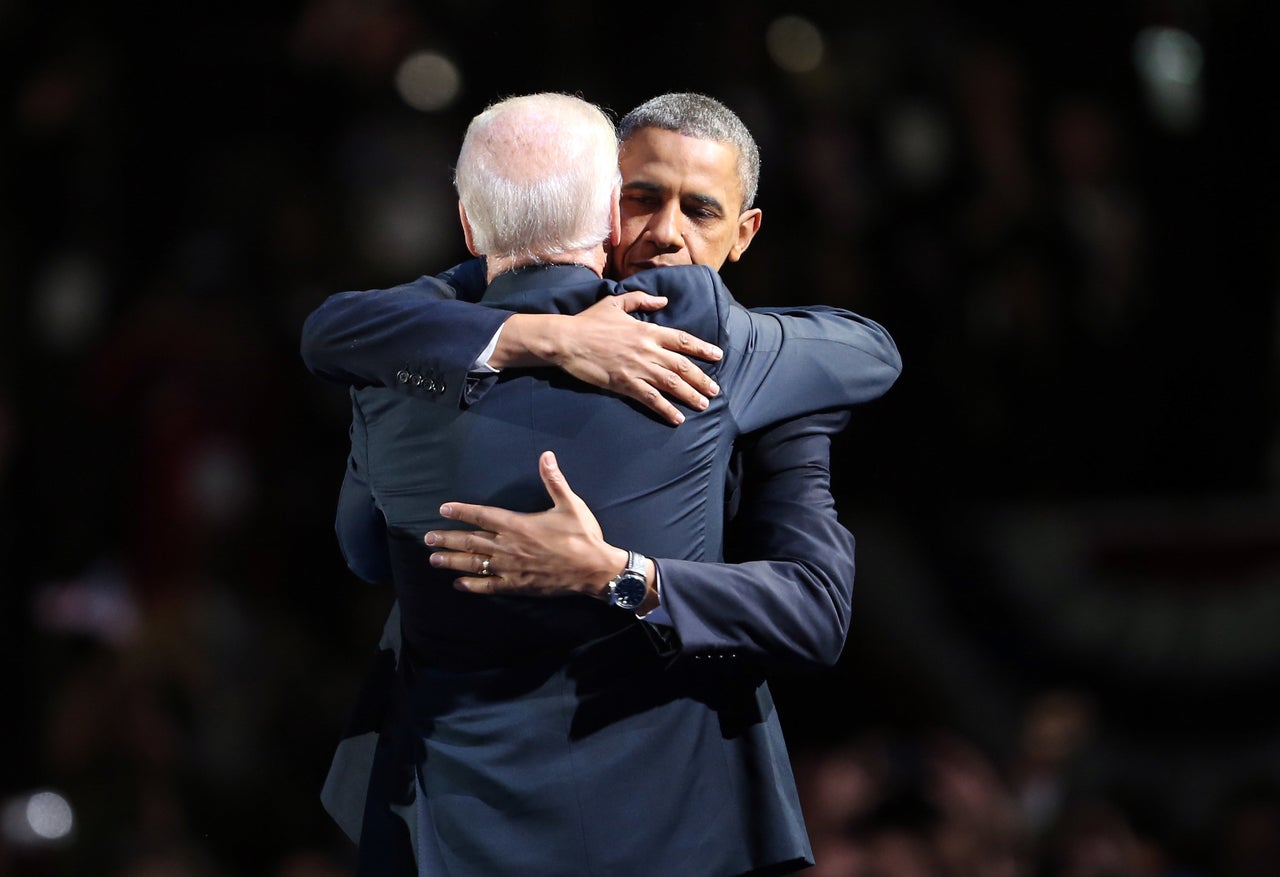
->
xmin=471 ymin=325 xmax=504 ymax=374
xmin=636 ymin=563 xmax=672 ymax=627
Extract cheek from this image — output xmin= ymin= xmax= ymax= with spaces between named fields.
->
xmin=616 ymin=216 xmax=647 ymax=251
xmin=684 ymin=240 xmax=711 ymax=266
xmin=687 ymin=228 xmax=735 ymax=268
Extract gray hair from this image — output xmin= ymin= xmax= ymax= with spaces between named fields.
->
xmin=454 ymin=93 xmax=620 ymax=264
xmin=618 ymin=92 xmax=760 ymax=210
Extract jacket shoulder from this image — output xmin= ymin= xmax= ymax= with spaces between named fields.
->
xmin=619 ymin=265 xmax=728 ymax=334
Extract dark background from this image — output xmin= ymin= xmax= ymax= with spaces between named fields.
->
xmin=2 ymin=1 xmax=1278 ymax=875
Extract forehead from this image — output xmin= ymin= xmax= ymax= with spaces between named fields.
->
xmin=619 ymin=127 xmax=743 ymax=208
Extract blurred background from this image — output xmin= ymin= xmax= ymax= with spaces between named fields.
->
xmin=2 ymin=0 xmax=1278 ymax=875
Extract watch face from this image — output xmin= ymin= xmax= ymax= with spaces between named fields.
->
xmin=611 ymin=574 xmax=646 ymax=610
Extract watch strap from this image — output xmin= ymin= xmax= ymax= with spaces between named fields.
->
xmin=621 ymin=550 xmax=646 ymax=579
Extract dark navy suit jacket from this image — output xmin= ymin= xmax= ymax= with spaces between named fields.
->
xmin=301 ymin=262 xmax=902 ymax=875
xmin=302 ymin=258 xmax=900 ymax=669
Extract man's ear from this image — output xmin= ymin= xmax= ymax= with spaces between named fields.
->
xmin=727 ymin=207 xmax=763 ymax=263
xmin=459 ymin=201 xmax=481 ymax=257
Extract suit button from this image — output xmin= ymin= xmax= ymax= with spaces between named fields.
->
xmin=396 ymin=369 xmax=411 ymax=384
xmin=412 ymin=374 xmax=425 ymax=387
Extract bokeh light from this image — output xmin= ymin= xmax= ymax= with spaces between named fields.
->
xmin=1133 ymin=26 xmax=1204 ymax=132
xmin=882 ymin=99 xmax=952 ymax=190
xmin=30 ymin=252 xmax=107 ymax=354
xmin=766 ymin=15 xmax=825 ymax=74
xmin=1 ymin=790 xmax=75 ymax=848
xmin=395 ymin=50 xmax=462 ymax=112
xmin=27 ymin=791 xmax=74 ymax=840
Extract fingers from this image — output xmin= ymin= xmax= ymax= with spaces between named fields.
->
xmin=427 ymin=546 xmax=495 ymax=576
xmin=436 ymin=501 xmax=511 ymax=532
xmin=652 ymin=352 xmax=720 ymax=406
xmin=624 ymin=377 xmax=698 ymax=427
xmin=620 ymin=357 xmax=720 ymax=426
xmin=424 ymin=528 xmax=497 ymax=554
xmin=638 ymin=390 xmax=685 ymax=427
xmin=656 ymin=326 xmax=723 ymax=364
xmin=606 ymin=294 xmax=724 ymax=363
xmin=538 ymin=450 xmax=579 ymax=509
xmin=612 ymin=291 xmax=669 ymax=314
xmin=619 ymin=333 xmax=723 ymax=426
xmin=452 ymin=574 xmax=503 ymax=595
xmin=639 ymin=327 xmax=721 ymax=422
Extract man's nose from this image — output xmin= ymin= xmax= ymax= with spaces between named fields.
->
xmin=646 ymin=203 xmax=684 ymax=250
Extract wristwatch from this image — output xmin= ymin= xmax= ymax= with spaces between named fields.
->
xmin=607 ymin=551 xmax=649 ymax=611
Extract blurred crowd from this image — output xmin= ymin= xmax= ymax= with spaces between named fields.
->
xmin=2 ymin=0 xmax=1277 ymax=875
xmin=794 ymin=689 xmax=1280 ymax=877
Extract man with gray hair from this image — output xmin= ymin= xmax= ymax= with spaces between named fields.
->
xmin=455 ymin=93 xmax=621 ymax=272
xmin=309 ymin=91 xmax=900 ymax=875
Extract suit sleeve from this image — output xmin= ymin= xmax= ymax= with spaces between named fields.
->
xmin=723 ymin=301 xmax=901 ymax=433
xmin=336 ymin=455 xmax=392 ymax=585
xmin=653 ymin=410 xmax=857 ymax=671
xmin=299 ymin=266 xmax=505 ymax=410
xmin=625 ymin=266 xmax=902 ymax=432
xmin=334 ymin=392 xmax=392 ymax=584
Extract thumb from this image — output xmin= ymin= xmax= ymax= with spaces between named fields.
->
xmin=539 ymin=450 xmax=578 ymax=508
xmin=613 ymin=291 xmax=668 ymax=314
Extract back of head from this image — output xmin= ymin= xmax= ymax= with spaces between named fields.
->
xmin=455 ymin=93 xmax=620 ymax=265
xmin=618 ymin=92 xmax=760 ymax=210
